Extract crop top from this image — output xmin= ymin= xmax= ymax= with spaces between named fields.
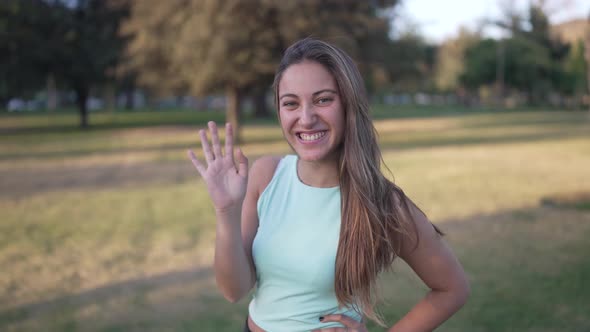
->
xmin=248 ymin=155 xmax=362 ymax=331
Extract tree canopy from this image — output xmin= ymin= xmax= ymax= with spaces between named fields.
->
xmin=3 ymin=0 xmax=588 ymax=124
xmin=1 ymin=0 xmax=129 ymax=127
xmin=123 ymin=0 xmax=399 ymax=140
xmin=459 ymin=2 xmax=582 ymax=105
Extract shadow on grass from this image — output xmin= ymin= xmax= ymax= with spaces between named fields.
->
xmin=2 ymin=124 xmax=588 ymax=200
xmin=2 ymin=106 xmax=573 ymax=136
xmin=0 ymin=111 xmax=227 ymax=136
xmin=0 ymin=141 xmax=207 ymax=161
xmin=0 ymin=267 xmax=218 ymax=331
xmin=541 ymin=191 xmax=590 ymax=211
xmin=0 ymin=161 xmax=198 ymax=199
xmin=2 ymin=117 xmax=588 ymax=162
xmin=0 ymin=129 xmax=286 ymax=162
xmin=377 ymin=126 xmax=589 ymax=151
xmin=1 ymin=203 xmax=589 ymax=331
xmin=456 ymin=112 xmax=590 ymax=130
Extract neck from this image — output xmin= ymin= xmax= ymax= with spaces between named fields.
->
xmin=296 ymin=156 xmax=340 ymax=188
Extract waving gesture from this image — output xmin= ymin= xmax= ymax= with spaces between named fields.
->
xmin=187 ymin=122 xmax=248 ymax=213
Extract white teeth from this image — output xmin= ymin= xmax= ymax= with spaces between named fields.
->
xmin=299 ymin=131 xmax=326 ymax=141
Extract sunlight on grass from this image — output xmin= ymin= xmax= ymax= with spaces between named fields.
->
xmin=384 ymin=137 xmax=590 ymax=221
xmin=1 ymin=109 xmax=589 ymax=331
xmin=0 ymin=182 xmax=216 ymax=311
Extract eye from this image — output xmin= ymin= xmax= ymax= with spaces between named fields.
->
xmin=281 ymin=101 xmax=298 ymax=109
xmin=316 ymin=97 xmax=334 ymax=105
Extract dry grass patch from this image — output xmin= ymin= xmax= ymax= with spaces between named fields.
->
xmin=1 ymin=109 xmax=589 ymax=331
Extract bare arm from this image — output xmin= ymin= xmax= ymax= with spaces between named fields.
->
xmin=388 ymin=199 xmax=470 ymax=332
xmin=213 ymin=199 xmax=255 ymax=303
xmin=187 ymin=122 xmax=251 ymax=302
xmin=312 ymin=195 xmax=469 ymax=332
xmin=215 ymin=155 xmax=279 ymax=302
xmin=188 ymin=122 xmax=279 ymax=302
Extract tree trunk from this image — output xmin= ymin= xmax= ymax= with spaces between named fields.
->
xmin=226 ymin=85 xmax=243 ymax=144
xmin=104 ymin=83 xmax=116 ymax=113
xmin=495 ymin=39 xmax=505 ymax=108
xmin=75 ymin=85 xmax=89 ymax=128
xmin=585 ymin=14 xmax=590 ymax=112
xmin=253 ymin=90 xmax=270 ymax=118
xmin=46 ymin=74 xmax=58 ymax=111
xmin=124 ymin=89 xmax=135 ymax=110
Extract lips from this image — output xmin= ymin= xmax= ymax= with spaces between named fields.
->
xmin=297 ymin=131 xmax=327 ymax=142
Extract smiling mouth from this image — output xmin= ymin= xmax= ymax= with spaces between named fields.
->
xmin=297 ymin=131 xmax=327 ymax=142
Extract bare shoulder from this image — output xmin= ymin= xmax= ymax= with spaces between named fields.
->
xmin=389 ymin=183 xmax=437 ymax=252
xmin=248 ymin=155 xmax=283 ymax=196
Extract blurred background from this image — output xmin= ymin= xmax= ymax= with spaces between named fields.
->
xmin=0 ymin=0 xmax=589 ymax=331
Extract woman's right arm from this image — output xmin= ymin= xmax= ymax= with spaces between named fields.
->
xmin=213 ymin=155 xmax=275 ymax=303
xmin=222 ymin=154 xmax=279 ymax=302
xmin=187 ymin=121 xmax=276 ymax=302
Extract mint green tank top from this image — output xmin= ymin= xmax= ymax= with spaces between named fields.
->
xmin=249 ymin=155 xmax=362 ymax=331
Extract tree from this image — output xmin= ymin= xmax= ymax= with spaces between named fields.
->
xmin=434 ymin=28 xmax=480 ymax=92
xmin=0 ymin=0 xmax=54 ymax=105
xmin=124 ymin=0 xmax=283 ymax=140
xmin=586 ymin=13 xmax=590 ymax=111
xmin=0 ymin=0 xmax=129 ymax=127
xmin=462 ymin=36 xmax=558 ymax=100
xmin=464 ymin=1 xmax=574 ymax=105
xmin=123 ymin=0 xmax=398 ymax=142
xmin=559 ymin=41 xmax=586 ymax=100
xmin=55 ymin=0 xmax=130 ymax=127
xmin=461 ymin=39 xmax=498 ymax=89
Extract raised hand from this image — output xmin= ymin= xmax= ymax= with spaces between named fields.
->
xmin=187 ymin=121 xmax=248 ymax=213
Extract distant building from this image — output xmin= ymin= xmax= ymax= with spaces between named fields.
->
xmin=551 ymin=18 xmax=588 ymax=44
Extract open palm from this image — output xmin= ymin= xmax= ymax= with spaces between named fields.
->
xmin=188 ymin=122 xmax=248 ymax=212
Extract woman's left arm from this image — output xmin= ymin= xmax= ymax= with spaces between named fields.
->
xmin=389 ymin=200 xmax=470 ymax=332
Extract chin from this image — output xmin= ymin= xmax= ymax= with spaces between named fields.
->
xmin=295 ymin=149 xmax=340 ymax=163
xmin=297 ymin=154 xmax=323 ymax=162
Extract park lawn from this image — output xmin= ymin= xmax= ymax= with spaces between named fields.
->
xmin=0 ymin=108 xmax=589 ymax=331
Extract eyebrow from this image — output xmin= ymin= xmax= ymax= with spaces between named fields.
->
xmin=279 ymin=89 xmax=338 ymax=100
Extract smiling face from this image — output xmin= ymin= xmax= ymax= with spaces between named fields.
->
xmin=277 ymin=60 xmax=346 ymax=163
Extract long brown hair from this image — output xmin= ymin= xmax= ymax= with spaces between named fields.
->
xmin=273 ymin=38 xmax=440 ymax=325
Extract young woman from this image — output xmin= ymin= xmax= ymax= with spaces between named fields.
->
xmin=188 ymin=38 xmax=470 ymax=332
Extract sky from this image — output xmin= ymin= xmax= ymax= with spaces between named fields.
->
xmin=398 ymin=0 xmax=590 ymax=43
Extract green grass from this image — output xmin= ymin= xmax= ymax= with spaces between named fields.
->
xmin=0 ymin=108 xmax=226 ymax=131
xmin=0 ymin=107 xmax=589 ymax=331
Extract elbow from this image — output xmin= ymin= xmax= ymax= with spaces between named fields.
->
xmin=219 ymin=286 xmax=248 ymax=303
xmin=214 ymin=267 xmax=256 ymax=303
xmin=438 ymin=275 xmax=470 ymax=310
xmin=216 ymin=278 xmax=254 ymax=303
xmin=455 ymin=277 xmax=471 ymax=308
xmin=223 ymin=292 xmax=244 ymax=303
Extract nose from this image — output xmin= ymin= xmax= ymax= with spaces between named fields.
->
xmin=299 ymin=102 xmax=316 ymax=127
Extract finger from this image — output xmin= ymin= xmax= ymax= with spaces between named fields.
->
xmin=319 ymin=314 xmax=360 ymax=327
xmin=236 ymin=148 xmax=248 ymax=177
xmin=199 ymin=129 xmax=214 ymax=163
xmin=187 ymin=149 xmax=206 ymax=176
xmin=224 ymin=122 xmax=234 ymax=162
xmin=209 ymin=121 xmax=223 ymax=159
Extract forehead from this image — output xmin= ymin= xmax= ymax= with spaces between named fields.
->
xmin=278 ymin=61 xmax=337 ymax=96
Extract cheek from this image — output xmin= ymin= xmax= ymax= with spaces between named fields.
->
xmin=278 ymin=109 xmax=286 ymax=124
xmin=278 ymin=111 xmax=292 ymax=133
xmin=330 ymin=107 xmax=346 ymax=131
